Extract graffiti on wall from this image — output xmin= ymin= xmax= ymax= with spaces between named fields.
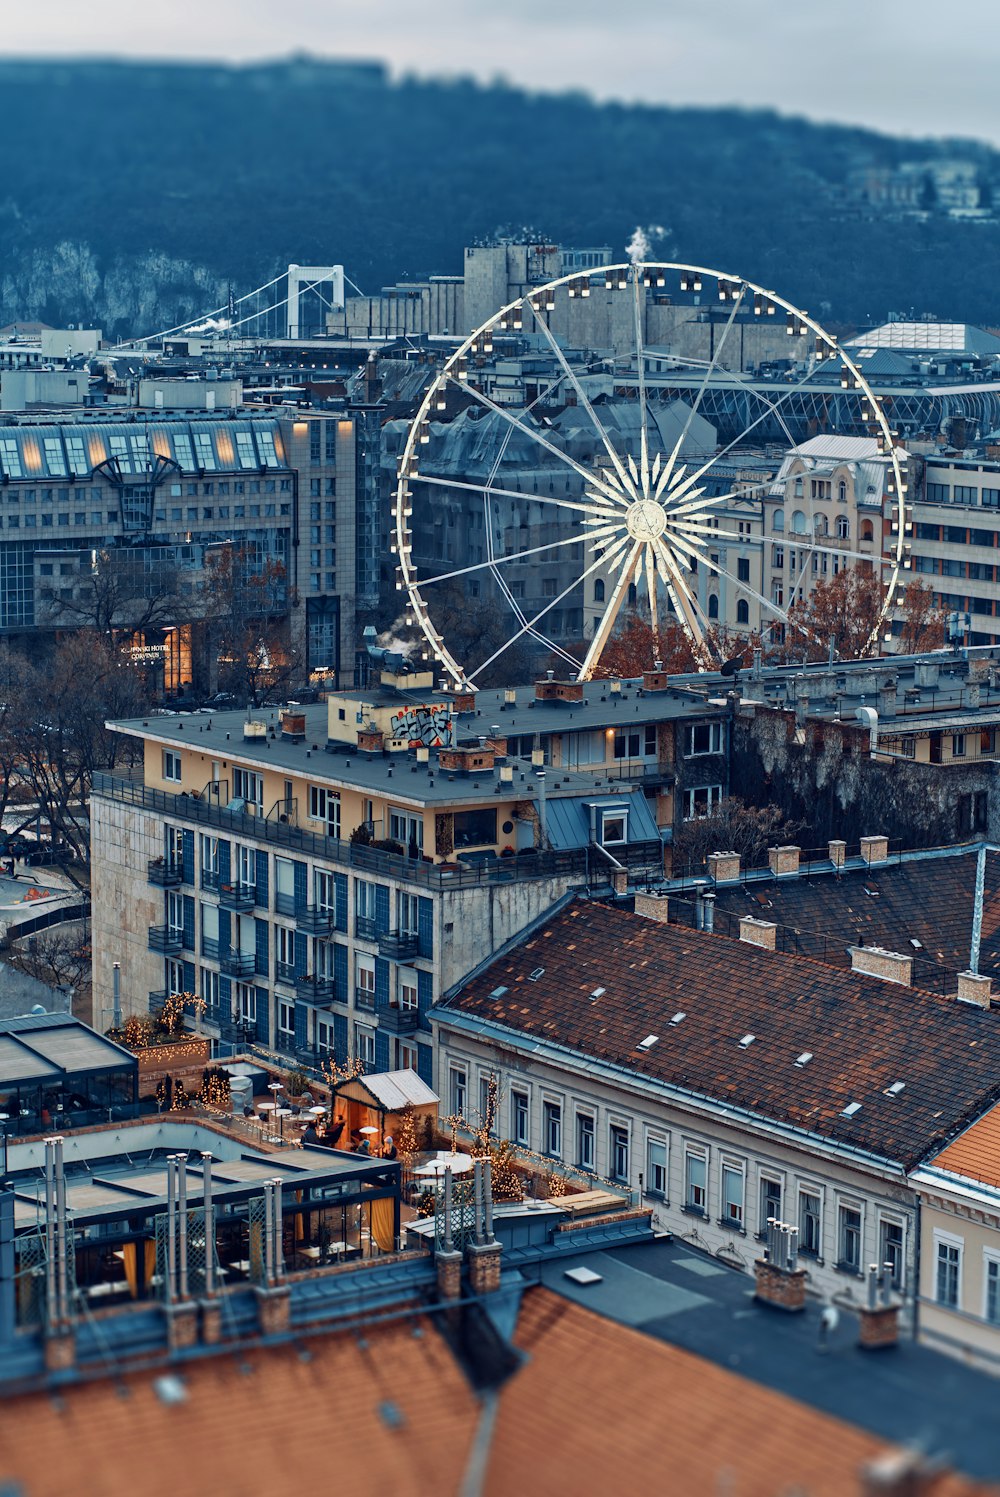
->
xmin=390 ymin=703 xmax=454 ymax=748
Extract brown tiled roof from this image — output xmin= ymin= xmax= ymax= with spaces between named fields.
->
xmin=0 ymin=1317 xmax=479 ymax=1497
xmin=488 ymin=1288 xmax=994 ymax=1497
xmin=443 ymin=902 xmax=1000 ymax=1167
xmin=931 ymin=1099 xmax=1000 ymax=1189
xmin=698 ymin=848 xmax=1000 ymax=992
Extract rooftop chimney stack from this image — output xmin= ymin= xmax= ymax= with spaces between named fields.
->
xmin=754 ymin=1219 xmax=806 ymax=1312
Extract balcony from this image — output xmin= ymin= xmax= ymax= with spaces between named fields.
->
xmin=201 ymin=869 xmax=220 ymax=892
xmin=202 ymin=937 xmax=220 ymax=961
xmin=219 ymin=882 xmax=257 ymax=913
xmin=296 ymin=905 xmax=335 ymax=937
xmin=275 ymin=891 xmax=296 ymax=917
xmin=147 ymin=857 xmax=183 ymax=888
xmin=377 ymin=1004 xmax=420 ymax=1034
xmin=355 ymin=986 xmax=376 ymax=1012
xmin=378 ymin=930 xmax=420 ymax=961
xmin=295 ymin=974 xmax=335 ymax=1006
xmin=149 ymin=925 xmax=183 ymax=954
xmin=355 ymin=915 xmax=377 ymax=941
xmin=220 ymin=951 xmax=255 ymax=979
xmin=275 ymin=961 xmax=296 ymax=987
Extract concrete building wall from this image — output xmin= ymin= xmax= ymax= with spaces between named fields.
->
xmin=917 ymin=1190 xmax=1000 ymax=1374
xmin=91 ymin=794 xmax=162 ymax=1028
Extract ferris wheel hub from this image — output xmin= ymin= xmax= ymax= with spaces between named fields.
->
xmin=625 ymin=496 xmax=667 ymax=542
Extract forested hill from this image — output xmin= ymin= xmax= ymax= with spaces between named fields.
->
xmin=3 ymin=54 xmax=1000 ymax=336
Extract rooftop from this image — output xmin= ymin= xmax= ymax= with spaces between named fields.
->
xmin=0 ymin=1012 xmax=135 ymax=1089
xmin=927 ymin=1100 xmax=1000 ymax=1192
xmin=440 ymin=901 xmax=1000 ymax=1168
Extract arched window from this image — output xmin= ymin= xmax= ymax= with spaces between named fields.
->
xmin=814 ymin=513 xmax=828 ymax=537
xmin=793 ymin=476 xmax=803 ymax=498
xmin=736 ymin=599 xmax=749 ymax=625
xmin=837 ymin=515 xmax=850 ymax=540
xmin=838 ymin=479 xmax=847 ymax=503
xmin=773 ymin=508 xmax=785 ymax=533
xmin=791 ymin=509 xmax=807 ymax=535
xmin=708 ymin=594 xmax=719 ymax=620
xmin=593 ymin=578 xmax=605 ymax=603
xmin=860 ymin=519 xmax=874 ymax=542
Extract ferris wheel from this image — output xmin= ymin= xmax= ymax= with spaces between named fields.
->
xmin=392 ymin=260 xmax=909 ymax=685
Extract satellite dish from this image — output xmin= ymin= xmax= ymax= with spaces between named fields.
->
xmin=720 ymin=654 xmax=743 ymax=678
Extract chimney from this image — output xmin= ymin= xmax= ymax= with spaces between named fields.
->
xmin=435 ymin=1165 xmax=464 ymax=1306
xmin=828 ymin=839 xmax=847 ymax=869
xmin=860 ymin=1449 xmax=936 ymax=1496
xmin=634 ymin=891 xmax=669 ymax=923
xmin=861 ymin=835 xmax=889 ymax=865
xmin=957 ymin=970 xmax=992 ymax=1008
xmin=857 ymin=1262 xmax=901 ymax=1352
xmin=754 ymin=1220 xmax=806 ymax=1311
xmin=739 ymin=916 xmax=777 ymax=951
xmin=707 ymin=850 xmax=741 ymax=884
xmin=850 ymin=946 xmax=913 ymax=986
xmin=768 ymin=845 xmax=801 ymax=877
xmin=466 ymin=1157 xmax=502 ymax=1294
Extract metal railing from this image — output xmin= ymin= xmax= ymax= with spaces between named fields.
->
xmin=219 ymin=882 xmax=257 ymax=912
xmin=295 ymin=974 xmax=336 ymax=1005
xmin=378 ymin=930 xmax=419 ymax=961
xmin=94 ymin=770 xmax=663 ymax=891
xmin=149 ymin=924 xmax=184 ymax=954
xmin=148 ymin=857 xmax=183 ymax=887
xmin=296 ymin=905 xmax=335 ymax=936
xmin=220 ymin=951 xmax=255 ymax=978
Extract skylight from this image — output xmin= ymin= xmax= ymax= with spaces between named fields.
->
xmin=637 ymin=1035 xmax=659 ymax=1051
xmin=884 ymin=1081 xmax=906 ymax=1097
xmin=590 ymin=987 xmax=606 ymax=1002
xmin=841 ymin=1102 xmax=862 ymax=1118
xmin=670 ymin=1011 xmax=686 ymax=1025
xmin=489 ymin=985 xmax=508 ymax=999
xmin=738 ymin=1033 xmax=755 ymax=1048
xmin=794 ymin=1051 xmax=813 ymax=1068
xmin=528 ymin=968 xmax=545 ymax=982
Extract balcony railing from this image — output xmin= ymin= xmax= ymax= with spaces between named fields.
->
xmin=378 ymin=930 xmax=420 ymax=961
xmin=202 ymin=937 xmax=220 ymax=961
xmin=377 ymin=1004 xmax=420 ymax=1034
xmin=219 ymin=882 xmax=257 ymax=913
xmin=95 ymin=770 xmax=664 ymax=891
xmin=355 ymin=915 xmax=377 ymax=940
xmin=201 ymin=869 xmax=220 ymax=892
xmin=275 ymin=891 xmax=296 ymax=917
xmin=220 ymin=951 xmax=255 ymax=978
xmin=296 ymin=905 xmax=335 ymax=937
xmin=148 ymin=925 xmax=184 ymax=954
xmin=275 ymin=961 xmax=296 ymax=986
xmin=295 ymin=974 xmax=335 ymax=1006
xmin=147 ymin=857 xmax=183 ymax=888
xmin=355 ymin=986 xmax=376 ymax=1011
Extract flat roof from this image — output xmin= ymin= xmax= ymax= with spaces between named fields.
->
xmin=0 ymin=1014 xmax=134 ymax=1086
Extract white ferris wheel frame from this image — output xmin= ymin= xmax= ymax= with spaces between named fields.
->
xmin=392 ymin=260 xmax=909 ymax=689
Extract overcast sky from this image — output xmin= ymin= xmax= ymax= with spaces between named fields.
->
xmin=14 ymin=0 xmax=1000 ymax=145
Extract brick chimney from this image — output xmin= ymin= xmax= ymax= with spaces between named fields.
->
xmin=707 ymin=850 xmax=741 ymax=884
xmin=768 ymin=845 xmax=800 ymax=877
xmin=957 ymin=971 xmax=992 ymax=1008
xmin=634 ymin=891 xmax=670 ymax=923
xmin=858 ymin=1264 xmax=901 ymax=1352
xmin=739 ymin=916 xmax=777 ymax=951
xmin=850 ymin=946 xmax=912 ymax=986
xmin=466 ymin=1159 xmax=502 ymax=1295
xmin=828 ymin=839 xmax=847 ymax=869
xmin=754 ymin=1219 xmax=806 ymax=1312
xmin=861 ymin=835 xmax=889 ymax=865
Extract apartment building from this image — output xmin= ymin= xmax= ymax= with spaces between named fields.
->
xmin=910 ymin=453 xmax=1000 ymax=647
xmin=0 ymin=408 xmax=378 ymax=686
xmin=433 ymin=898 xmax=1000 ymax=1316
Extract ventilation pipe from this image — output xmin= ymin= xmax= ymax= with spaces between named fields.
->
xmin=702 ymin=893 xmax=716 ymax=934
xmin=112 ymin=962 xmax=121 ymax=1031
xmin=202 ymin=1153 xmax=215 ymax=1297
xmin=856 ymin=705 xmax=879 ymax=756
xmin=536 ymin=770 xmax=548 ymax=848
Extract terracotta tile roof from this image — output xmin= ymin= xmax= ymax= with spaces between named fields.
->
xmin=489 ymin=1288 xmax=994 ymax=1497
xmin=442 ymin=902 xmax=1000 ymax=1167
xmin=931 ymin=1099 xmax=1000 ymax=1189
xmin=0 ymin=1317 xmax=479 ymax=1497
xmin=700 ymin=848 xmax=1000 ymax=992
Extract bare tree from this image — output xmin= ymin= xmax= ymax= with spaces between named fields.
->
xmin=673 ymin=796 xmax=804 ymax=874
xmin=200 ymin=544 xmax=301 ymax=703
xmin=40 ymin=546 xmax=190 ymax=638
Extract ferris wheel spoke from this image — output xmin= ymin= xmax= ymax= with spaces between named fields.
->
xmin=644 ymin=545 xmax=660 ymax=641
xmin=447 ymin=374 xmax=627 ymax=506
xmin=701 ymin=552 xmax=788 ymax=625
xmin=527 ymin=299 xmax=633 ymax=495
xmin=415 ymin=525 xmax=619 ymax=588
xmin=662 ymin=283 xmax=748 ymax=494
xmin=630 ymin=267 xmax=653 ymax=497
xmin=469 ymin=546 xmax=617 ymax=684
xmin=651 ymin=539 xmax=708 ymax=651
xmin=415 ymin=471 xmax=618 ymax=522
xmin=577 ymin=540 xmax=644 ymax=680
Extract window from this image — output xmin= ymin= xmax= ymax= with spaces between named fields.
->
xmin=163 ymin=749 xmax=182 ymax=783
xmin=838 ymin=1203 xmax=862 ymax=1273
xmin=316 ymin=1018 xmax=335 ymax=1056
xmin=986 ymin=1255 xmax=1000 ymax=1324
xmin=647 ymin=1138 xmax=667 ymax=1197
xmin=576 ymin=1113 xmax=595 ymax=1170
xmin=315 ymin=869 xmax=336 ymax=914
xmin=685 ymin=1150 xmax=707 ymax=1213
xmin=936 ymin=1237 xmax=961 ymax=1308
xmin=685 ymin=722 xmax=722 ymax=756
xmin=837 ymin=515 xmax=850 ymax=540
xmin=599 ymin=809 xmax=627 ymax=845
xmin=791 ymin=509 xmax=806 ymax=535
xmin=356 ymin=1028 xmax=375 ymax=1069
xmin=737 ymin=557 xmax=750 ymax=583
xmin=200 ymin=967 xmax=220 ymax=1012
xmin=277 ymin=999 xmax=295 ymax=1045
xmin=276 ymin=926 xmax=295 ymax=981
xmin=308 ymin=784 xmax=341 ymax=836
xmin=356 ymin=954 xmax=376 ymax=1008
xmin=453 ymin=808 xmax=497 ymax=849
xmin=232 ymin=767 xmax=264 ymax=812
xmin=860 ymin=519 xmax=874 ymax=542
xmin=449 ymin=1067 xmax=467 ymax=1118
xmin=760 ymin=1176 xmax=782 ymax=1234
xmin=355 ymin=879 xmax=377 ymax=936
xmin=879 ymin=1219 xmax=904 ymax=1291
xmin=799 ymin=1191 xmax=821 ymax=1256
xmin=478 ymin=1074 xmax=497 ymax=1136
xmin=397 ymin=891 xmax=419 ymax=935
xmin=736 ymin=600 xmax=750 ymax=625
xmin=610 ymin=1125 xmax=629 ymax=1183
xmin=512 ymin=1090 xmax=529 ymax=1147
xmin=952 ymin=733 xmax=967 ymax=758
xmin=398 ymin=1041 xmax=418 ymax=1071
xmin=683 ymin=785 xmax=722 ymax=819
xmin=200 ymin=835 xmax=219 ymax=889
xmin=708 ymin=594 xmax=719 ymax=619
xmin=772 ymin=508 xmax=784 ymax=532
xmin=389 ymin=807 xmax=423 ymax=853
xmin=399 ymin=970 xmax=418 ymax=1010
xmin=721 ymin=1163 xmax=744 ymax=1227
xmin=543 ymin=1100 xmax=562 ymax=1158
xmin=237 ymin=982 xmax=256 ymax=1024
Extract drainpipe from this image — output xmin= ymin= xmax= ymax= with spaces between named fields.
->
xmin=202 ymin=1153 xmax=214 ymax=1297
xmin=54 ymin=1137 xmax=68 ymax=1324
xmin=44 ymin=1141 xmax=56 ymax=1324
xmin=166 ymin=1156 xmax=177 ymax=1302
xmin=536 ymin=770 xmax=548 ymax=849
xmin=112 ymin=963 xmax=122 ymax=1031
xmin=177 ymin=1156 xmax=189 ymax=1300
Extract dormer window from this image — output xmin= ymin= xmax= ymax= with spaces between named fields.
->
xmin=600 ymin=809 xmax=628 ymax=846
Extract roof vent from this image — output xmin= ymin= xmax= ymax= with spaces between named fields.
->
xmin=670 ymin=1011 xmax=686 ymax=1025
xmin=528 ymin=967 xmax=545 ymax=982
xmin=489 ymin=985 xmax=508 ymax=999
xmin=378 ymin=1401 xmax=406 ymax=1430
xmin=637 ymin=1034 xmax=659 ymax=1051
xmin=589 ymin=986 xmax=606 ymax=1001
xmin=884 ymin=1081 xmax=906 ymax=1097
xmin=153 ymin=1375 xmax=188 ymax=1406
xmin=794 ymin=1051 xmax=813 ymax=1068
xmin=909 ymin=938 xmax=922 ymax=951
xmin=841 ymin=1101 xmax=862 ymax=1118
xmin=738 ymin=1033 xmax=755 ymax=1048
